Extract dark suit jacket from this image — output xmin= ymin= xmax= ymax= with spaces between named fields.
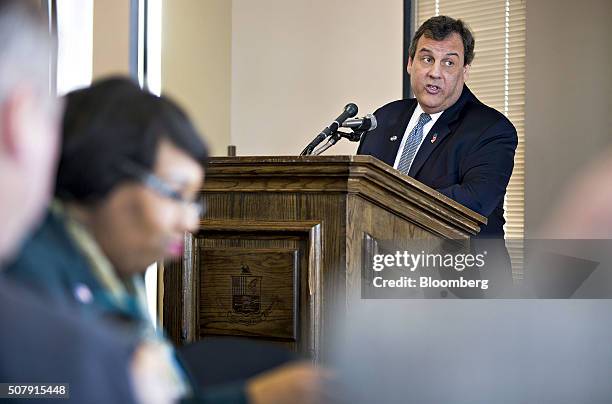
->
xmin=4 ymin=210 xmax=146 ymax=330
xmin=0 ymin=277 xmax=138 ymax=404
xmin=357 ymin=85 xmax=517 ymax=238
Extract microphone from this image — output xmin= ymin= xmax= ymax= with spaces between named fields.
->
xmin=300 ymin=103 xmax=358 ymax=155
xmin=326 ymin=103 xmax=359 ymax=135
xmin=341 ymin=113 xmax=377 ymax=132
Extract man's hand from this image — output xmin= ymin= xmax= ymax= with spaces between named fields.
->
xmin=246 ymin=361 xmax=334 ymax=404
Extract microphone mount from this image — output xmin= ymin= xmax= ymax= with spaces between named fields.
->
xmin=311 ymin=130 xmax=365 ymax=156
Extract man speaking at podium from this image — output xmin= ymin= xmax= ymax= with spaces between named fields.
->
xmin=358 ymin=16 xmax=517 ymax=239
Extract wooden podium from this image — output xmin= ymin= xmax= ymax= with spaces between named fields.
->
xmin=162 ymin=156 xmax=485 ymax=360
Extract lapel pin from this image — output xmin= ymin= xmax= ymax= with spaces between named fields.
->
xmin=390 ymin=135 xmax=398 ymax=142
xmin=74 ymin=283 xmax=93 ymax=304
xmin=431 ymin=133 xmax=437 ymax=143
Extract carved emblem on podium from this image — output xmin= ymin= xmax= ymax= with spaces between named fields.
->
xmin=228 ymin=265 xmax=277 ymax=325
xmin=231 ymin=265 xmax=261 ymax=314
xmin=200 ymin=247 xmax=297 ymax=339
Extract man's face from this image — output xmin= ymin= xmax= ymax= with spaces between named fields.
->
xmin=407 ymin=33 xmax=470 ymax=114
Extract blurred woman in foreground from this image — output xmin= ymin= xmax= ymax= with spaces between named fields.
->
xmin=6 ymin=78 xmax=327 ymax=404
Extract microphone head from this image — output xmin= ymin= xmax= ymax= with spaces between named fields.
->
xmin=341 ymin=113 xmax=378 ymax=132
xmin=344 ymin=103 xmax=358 ymax=117
xmin=365 ymin=113 xmax=377 ymax=131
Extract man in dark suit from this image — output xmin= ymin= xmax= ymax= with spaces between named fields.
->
xmin=358 ymin=15 xmax=517 ymax=238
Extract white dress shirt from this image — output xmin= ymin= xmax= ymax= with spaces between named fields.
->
xmin=393 ymin=103 xmax=444 ymax=170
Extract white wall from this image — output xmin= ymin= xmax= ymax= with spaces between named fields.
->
xmin=230 ymin=0 xmax=403 ymax=156
xmin=162 ymin=0 xmax=232 ymax=156
xmin=524 ymin=0 xmax=612 ymax=235
xmin=92 ymin=0 xmax=130 ymax=79
xmin=161 ymin=0 xmax=402 ymax=156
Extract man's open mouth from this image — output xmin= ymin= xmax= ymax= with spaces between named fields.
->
xmin=425 ymin=84 xmax=441 ymax=94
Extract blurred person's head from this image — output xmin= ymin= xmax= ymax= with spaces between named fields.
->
xmin=56 ymin=77 xmax=209 ymax=276
xmin=407 ymin=15 xmax=474 ymax=114
xmin=0 ymin=0 xmax=60 ymax=262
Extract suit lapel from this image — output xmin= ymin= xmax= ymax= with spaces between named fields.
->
xmin=407 ymin=116 xmax=453 ymax=178
xmin=408 ymin=85 xmax=475 ymax=178
xmin=381 ymin=100 xmax=417 ymax=166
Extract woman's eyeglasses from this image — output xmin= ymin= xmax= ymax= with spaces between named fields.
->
xmin=120 ymin=160 xmax=206 ymax=217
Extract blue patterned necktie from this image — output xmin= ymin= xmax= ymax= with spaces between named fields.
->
xmin=397 ymin=112 xmax=431 ymax=174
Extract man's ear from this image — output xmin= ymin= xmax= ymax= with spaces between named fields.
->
xmin=463 ymin=64 xmax=471 ymax=82
xmin=0 ymin=92 xmax=19 ymax=158
xmin=0 ymin=85 xmax=34 ymax=161
xmin=407 ymin=57 xmax=414 ymax=74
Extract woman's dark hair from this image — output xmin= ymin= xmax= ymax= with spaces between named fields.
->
xmin=56 ymin=77 xmax=209 ymax=203
xmin=409 ymin=15 xmax=475 ymax=66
